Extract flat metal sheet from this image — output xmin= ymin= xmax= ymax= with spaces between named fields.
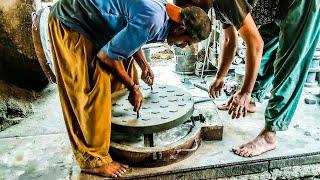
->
xmin=112 ymin=84 xmax=194 ymax=134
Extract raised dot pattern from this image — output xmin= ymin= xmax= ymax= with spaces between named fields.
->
xmin=112 ymin=84 xmax=194 ymax=129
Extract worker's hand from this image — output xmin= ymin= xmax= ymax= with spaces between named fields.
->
xmin=128 ymin=85 xmax=143 ymax=112
xmin=228 ymin=91 xmax=251 ymax=119
xmin=209 ymin=77 xmax=224 ymax=99
xmin=141 ymin=65 xmax=154 ymax=86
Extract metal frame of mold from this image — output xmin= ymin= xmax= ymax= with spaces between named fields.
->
xmin=110 ymin=84 xmax=223 ymax=167
xmin=110 ymin=120 xmax=223 ymax=167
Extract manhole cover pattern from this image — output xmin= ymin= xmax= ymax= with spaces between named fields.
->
xmin=112 ymin=83 xmax=194 ymax=132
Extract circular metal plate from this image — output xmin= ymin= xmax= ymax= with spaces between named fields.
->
xmin=112 ymin=84 xmax=194 ymax=134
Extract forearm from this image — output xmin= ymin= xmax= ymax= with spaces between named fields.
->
xmin=133 ymin=48 xmax=149 ymax=70
xmin=217 ymin=41 xmax=237 ymax=78
xmin=216 ymin=27 xmax=238 ymax=79
xmin=97 ymin=50 xmax=136 ymax=90
xmin=238 ymin=13 xmax=263 ymax=94
xmin=133 ymin=48 xmax=154 ymax=86
xmin=240 ymin=43 xmax=262 ymax=94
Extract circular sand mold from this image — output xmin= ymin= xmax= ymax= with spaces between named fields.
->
xmin=0 ymin=0 xmax=48 ymax=90
xmin=111 ymin=84 xmax=194 ymax=134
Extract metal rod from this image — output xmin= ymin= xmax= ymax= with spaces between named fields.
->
xmin=200 ymin=31 xmax=212 ymax=79
xmin=194 ymin=98 xmax=213 ymax=104
xmin=144 ymin=134 xmax=154 ymax=147
xmin=193 ymin=83 xmax=208 ymax=92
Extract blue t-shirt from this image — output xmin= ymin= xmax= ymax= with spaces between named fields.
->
xmin=50 ymin=0 xmax=171 ymax=60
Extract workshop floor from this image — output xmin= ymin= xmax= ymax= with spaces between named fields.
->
xmin=0 ymin=64 xmax=319 ymax=179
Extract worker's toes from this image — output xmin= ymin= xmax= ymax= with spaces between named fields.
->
xmin=235 ymin=145 xmax=250 ymax=157
xmin=243 ymin=149 xmax=253 ymax=157
xmin=239 ymin=148 xmax=249 ymax=157
xmin=120 ymin=163 xmax=129 ymax=169
xmin=121 ymin=167 xmax=127 ymax=173
xmin=110 ymin=172 xmax=117 ymax=178
xmin=114 ymin=170 xmax=122 ymax=177
xmin=234 ymin=148 xmax=242 ymax=155
xmin=232 ymin=143 xmax=245 ymax=152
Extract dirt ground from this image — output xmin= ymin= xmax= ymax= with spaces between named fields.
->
xmin=0 ymin=81 xmax=34 ymax=131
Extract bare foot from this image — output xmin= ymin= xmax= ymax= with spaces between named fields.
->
xmin=232 ymin=129 xmax=276 ymax=157
xmin=82 ymin=161 xmax=129 ymax=178
xmin=217 ymin=102 xmax=256 ymax=113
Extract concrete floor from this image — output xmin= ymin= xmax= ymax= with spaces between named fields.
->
xmin=0 ymin=64 xmax=320 ymax=179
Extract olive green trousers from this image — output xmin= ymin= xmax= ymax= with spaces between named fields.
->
xmin=48 ymin=15 xmax=138 ymax=169
xmin=251 ymin=0 xmax=320 ymax=131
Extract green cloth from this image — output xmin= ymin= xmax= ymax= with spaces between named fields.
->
xmin=251 ymin=0 xmax=320 ymax=131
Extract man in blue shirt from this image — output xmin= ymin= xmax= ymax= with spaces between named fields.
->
xmin=48 ymin=0 xmax=210 ymax=177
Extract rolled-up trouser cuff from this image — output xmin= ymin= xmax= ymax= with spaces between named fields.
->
xmin=74 ymin=151 xmax=113 ymax=169
xmin=265 ymin=123 xmax=288 ymax=131
xmin=251 ymin=90 xmax=266 ymax=103
xmin=250 ymin=96 xmax=259 ymax=103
